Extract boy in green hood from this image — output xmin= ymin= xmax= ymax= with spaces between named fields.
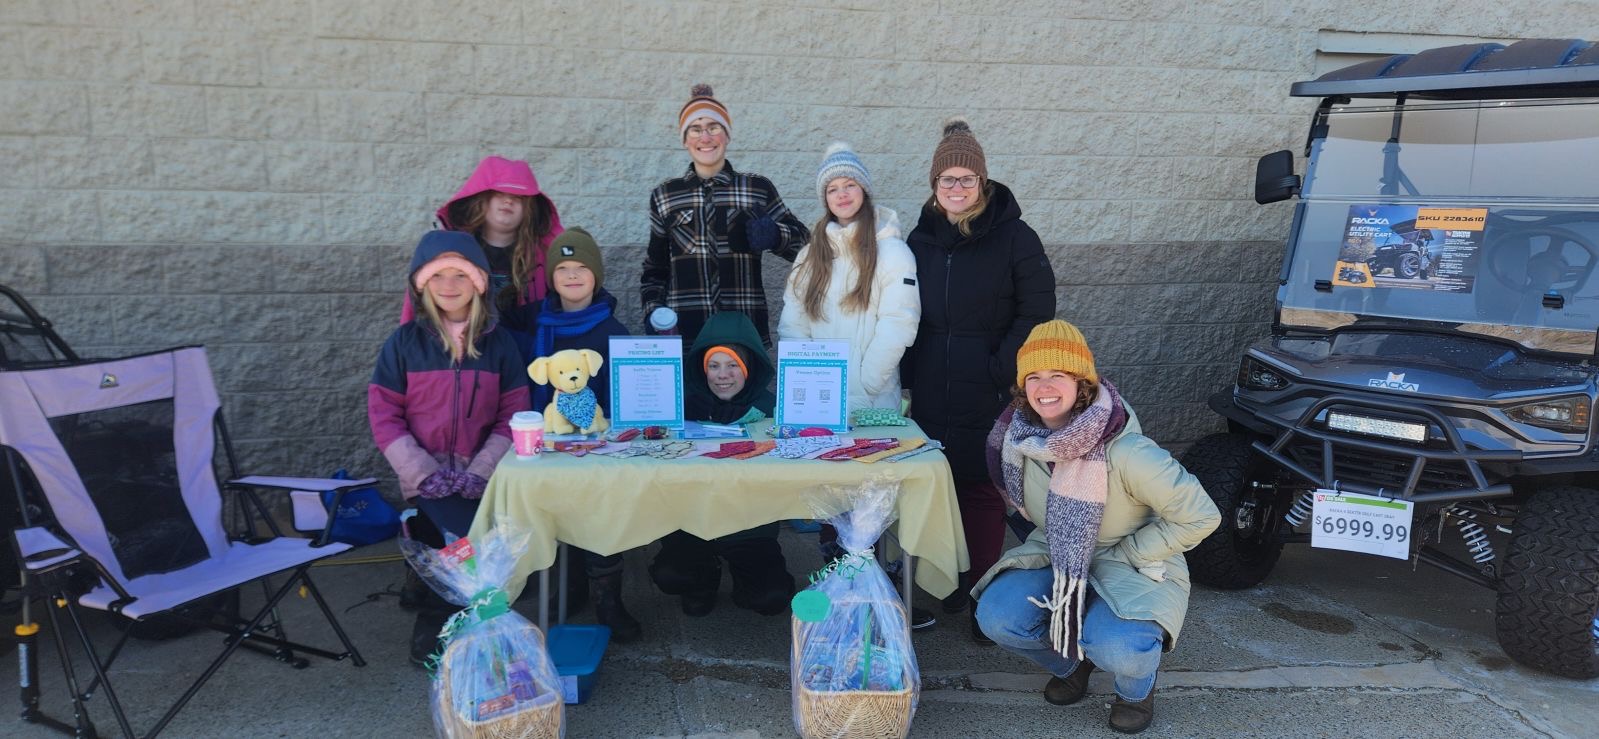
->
xmin=648 ymin=312 xmax=795 ymax=616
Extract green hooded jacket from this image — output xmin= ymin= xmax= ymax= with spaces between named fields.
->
xmin=685 ymin=312 xmax=776 ymax=423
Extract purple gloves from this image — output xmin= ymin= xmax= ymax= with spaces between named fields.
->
xmin=417 ymin=469 xmax=490 ymax=500
xmin=417 ymin=470 xmax=455 ymax=499
xmin=457 ymin=473 xmax=490 ymax=500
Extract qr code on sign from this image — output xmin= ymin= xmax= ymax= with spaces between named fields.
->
xmin=820 ymin=389 xmax=831 ymax=402
xmin=793 ymin=388 xmax=806 ymax=402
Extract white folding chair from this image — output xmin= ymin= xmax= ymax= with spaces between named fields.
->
xmin=0 ymin=346 xmax=368 ymax=738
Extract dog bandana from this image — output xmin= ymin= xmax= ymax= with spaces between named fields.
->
xmin=556 ymin=387 xmax=599 ymax=430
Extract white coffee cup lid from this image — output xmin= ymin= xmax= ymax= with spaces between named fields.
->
xmin=511 ymin=411 xmax=544 ymax=425
xmin=649 ymin=306 xmax=677 ymax=329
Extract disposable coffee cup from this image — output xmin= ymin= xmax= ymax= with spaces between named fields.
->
xmin=649 ymin=306 xmax=679 ymax=335
xmin=510 ymin=411 xmax=544 ymax=458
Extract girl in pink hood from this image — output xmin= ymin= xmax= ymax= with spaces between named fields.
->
xmin=402 ymin=156 xmax=565 ymax=327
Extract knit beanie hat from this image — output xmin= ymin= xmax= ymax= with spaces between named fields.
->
xmin=1015 ymin=319 xmax=1097 ymax=388
xmin=930 ymin=117 xmax=988 ymax=188
xmin=679 ymin=83 xmax=731 ymax=139
xmin=545 ymin=227 xmax=604 ymax=290
xmin=816 ymin=141 xmax=872 ymax=200
xmin=413 ymin=252 xmax=489 ymax=295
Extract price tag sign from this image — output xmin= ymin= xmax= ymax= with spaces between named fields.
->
xmin=1310 ymin=489 xmax=1413 ymax=560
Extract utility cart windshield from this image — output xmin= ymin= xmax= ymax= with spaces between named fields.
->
xmin=1281 ymin=98 xmax=1599 ymax=354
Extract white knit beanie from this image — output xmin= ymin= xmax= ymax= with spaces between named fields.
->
xmin=816 ymin=142 xmax=872 ymax=200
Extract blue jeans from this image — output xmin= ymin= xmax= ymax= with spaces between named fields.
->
xmin=975 ymin=566 xmax=1164 ymax=701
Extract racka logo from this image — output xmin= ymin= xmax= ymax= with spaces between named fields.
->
xmin=1368 ymin=372 xmax=1419 ymax=392
xmin=1351 ymin=208 xmax=1390 ymax=226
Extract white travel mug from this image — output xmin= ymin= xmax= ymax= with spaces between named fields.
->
xmin=649 ymin=306 xmax=679 ymax=335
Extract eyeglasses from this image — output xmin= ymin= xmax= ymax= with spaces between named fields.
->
xmin=685 ymin=123 xmax=726 ymax=139
xmin=936 ymin=175 xmax=980 ymax=190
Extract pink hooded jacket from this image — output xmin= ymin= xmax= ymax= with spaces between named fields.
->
xmin=400 ymin=156 xmax=565 ymax=322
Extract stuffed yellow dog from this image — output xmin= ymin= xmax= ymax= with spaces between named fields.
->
xmin=528 ymin=349 xmax=610 ymax=435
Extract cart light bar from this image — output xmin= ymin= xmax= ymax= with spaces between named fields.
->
xmin=1326 ymin=411 xmax=1427 ymax=442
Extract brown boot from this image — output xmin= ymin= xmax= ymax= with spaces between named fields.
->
xmin=1108 ymin=685 xmax=1155 ymax=734
xmin=1043 ymin=659 xmax=1094 ymax=706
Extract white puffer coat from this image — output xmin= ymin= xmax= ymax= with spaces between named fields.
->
xmin=778 ymin=206 xmax=921 ymax=412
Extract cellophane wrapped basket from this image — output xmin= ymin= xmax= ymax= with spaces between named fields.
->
xmin=401 ymin=522 xmax=564 ymax=739
xmin=790 ymin=476 xmax=920 ymax=739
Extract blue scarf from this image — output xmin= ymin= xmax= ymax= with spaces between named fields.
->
xmin=531 ymin=293 xmax=614 ymax=409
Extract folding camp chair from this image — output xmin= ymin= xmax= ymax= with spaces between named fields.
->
xmin=0 ymin=345 xmax=369 ymax=738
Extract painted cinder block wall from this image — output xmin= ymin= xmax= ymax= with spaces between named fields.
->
xmin=2 ymin=1 xmax=1590 ymax=488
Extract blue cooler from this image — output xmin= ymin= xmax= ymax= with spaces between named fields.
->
xmin=547 ymin=624 xmax=610 ymax=704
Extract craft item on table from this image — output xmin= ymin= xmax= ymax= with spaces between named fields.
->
xmin=584 ymin=441 xmax=635 ymax=456
xmin=701 ymin=441 xmax=758 ymax=459
xmin=605 ymin=427 xmax=641 ymax=442
xmin=642 ymin=426 xmax=669 ymax=440
xmin=774 ymin=424 xmax=840 ymax=439
xmin=608 ymin=440 xmax=695 ymax=460
xmin=680 ymin=421 xmax=748 ymax=440
xmin=881 ymin=440 xmax=943 ymax=463
xmin=552 ymin=439 xmax=607 ymax=457
xmin=730 ymin=440 xmax=776 ymax=460
xmin=769 ymin=436 xmax=851 ymax=460
xmin=853 ymin=438 xmax=926 ymax=464
xmin=816 ymin=438 xmax=902 ymax=461
xmin=734 ymin=407 xmax=767 ymax=425
xmin=790 ymin=475 xmax=919 ymax=737
xmin=399 ymin=522 xmax=565 ymax=738
xmin=850 ymin=407 xmax=909 ymax=427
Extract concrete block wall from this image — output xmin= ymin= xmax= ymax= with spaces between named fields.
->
xmin=2 ymin=1 xmax=1590 ymax=487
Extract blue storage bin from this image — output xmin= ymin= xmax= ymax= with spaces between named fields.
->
xmin=547 ymin=624 xmax=610 ymax=704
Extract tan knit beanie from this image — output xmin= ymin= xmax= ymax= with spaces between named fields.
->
xmin=679 ymin=83 xmax=731 ymax=139
xmin=930 ymin=117 xmax=988 ymax=187
xmin=1015 ymin=320 xmax=1097 ymax=388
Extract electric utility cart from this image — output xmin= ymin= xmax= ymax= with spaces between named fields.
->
xmin=1183 ymin=38 xmax=1599 ymax=678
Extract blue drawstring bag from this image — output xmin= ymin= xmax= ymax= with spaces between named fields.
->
xmin=322 ymin=469 xmax=400 ymax=545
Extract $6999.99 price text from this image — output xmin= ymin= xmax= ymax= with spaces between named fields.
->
xmin=1314 ymin=515 xmax=1409 ymax=542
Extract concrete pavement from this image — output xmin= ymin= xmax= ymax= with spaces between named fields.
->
xmin=5 ymin=530 xmax=1595 ymax=738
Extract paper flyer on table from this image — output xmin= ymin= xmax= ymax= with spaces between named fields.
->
xmin=609 ymin=336 xmax=684 ymax=429
xmin=775 ymin=339 xmax=849 ymax=432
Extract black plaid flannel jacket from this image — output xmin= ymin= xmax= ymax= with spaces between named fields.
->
xmin=641 ymin=162 xmax=808 ymax=347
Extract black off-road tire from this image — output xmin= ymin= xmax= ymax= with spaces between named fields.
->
xmin=1179 ymin=432 xmax=1284 ymax=589
xmin=1398 ymin=252 xmax=1423 ymax=279
xmin=1495 ymin=486 xmax=1599 ymax=679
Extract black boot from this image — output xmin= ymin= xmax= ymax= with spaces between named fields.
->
xmin=591 ymin=573 xmax=642 ymax=644
xmin=409 ymin=606 xmax=451 ymax=667
xmin=724 ymin=536 xmax=795 ymax=616
xmin=651 ymin=532 xmax=721 ymax=616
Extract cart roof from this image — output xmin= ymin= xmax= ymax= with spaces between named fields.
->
xmin=1292 ymin=39 xmax=1599 ymax=99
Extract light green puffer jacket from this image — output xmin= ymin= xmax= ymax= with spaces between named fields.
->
xmin=970 ymin=406 xmax=1221 ymax=650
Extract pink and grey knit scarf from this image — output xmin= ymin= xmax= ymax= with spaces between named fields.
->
xmin=997 ymin=380 xmax=1126 ymax=659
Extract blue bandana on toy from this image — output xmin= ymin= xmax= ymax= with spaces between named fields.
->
xmin=557 ymin=387 xmax=599 ymax=430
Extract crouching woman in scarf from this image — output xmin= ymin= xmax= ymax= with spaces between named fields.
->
xmin=972 ymin=320 xmax=1220 ymax=734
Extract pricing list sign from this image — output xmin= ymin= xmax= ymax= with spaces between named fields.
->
xmin=1309 ymin=490 xmax=1414 ymax=560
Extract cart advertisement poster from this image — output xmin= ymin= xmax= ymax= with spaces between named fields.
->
xmin=1332 ymin=204 xmax=1486 ymax=293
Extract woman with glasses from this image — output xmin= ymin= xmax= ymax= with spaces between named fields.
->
xmin=901 ymin=118 xmax=1057 ymax=643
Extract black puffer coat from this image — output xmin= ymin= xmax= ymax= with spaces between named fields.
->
xmin=901 ymin=181 xmax=1057 ymax=480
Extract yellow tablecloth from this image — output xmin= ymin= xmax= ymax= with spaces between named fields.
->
xmin=467 ymin=420 xmax=968 ymax=601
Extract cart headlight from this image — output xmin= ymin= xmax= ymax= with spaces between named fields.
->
xmin=1238 ymin=357 xmax=1289 ymax=391
xmin=1508 ymin=395 xmax=1591 ymax=433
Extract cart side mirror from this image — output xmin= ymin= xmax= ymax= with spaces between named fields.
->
xmin=1254 ymin=150 xmax=1300 ymax=204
